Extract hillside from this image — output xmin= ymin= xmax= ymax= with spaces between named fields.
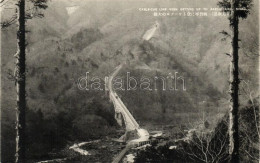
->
xmin=1 ymin=0 xmax=259 ymax=162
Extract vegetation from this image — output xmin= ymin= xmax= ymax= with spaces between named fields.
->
xmin=2 ymin=96 xmax=118 ymax=162
xmin=218 ymin=0 xmax=253 ymax=161
xmin=1 ymin=0 xmax=48 ymax=162
xmin=135 ymin=102 xmax=259 ymax=162
xmin=1 ymin=0 xmax=258 ymax=162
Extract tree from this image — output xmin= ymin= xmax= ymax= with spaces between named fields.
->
xmin=15 ymin=1 xmax=27 ymax=162
xmin=240 ymin=80 xmax=260 ymax=162
xmin=228 ymin=1 xmax=240 ymax=161
xmin=1 ymin=0 xmax=47 ymax=162
xmin=177 ymin=115 xmax=229 ymax=163
xmin=218 ymin=0 xmax=252 ymax=162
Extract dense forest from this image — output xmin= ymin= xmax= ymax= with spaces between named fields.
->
xmin=1 ymin=0 xmax=259 ymax=162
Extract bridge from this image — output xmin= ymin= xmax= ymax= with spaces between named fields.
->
xmin=108 ymin=64 xmax=149 ymax=142
xmin=108 ymin=64 xmax=150 ymax=162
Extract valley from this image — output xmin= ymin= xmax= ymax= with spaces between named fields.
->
xmin=1 ymin=0 xmax=259 ymax=162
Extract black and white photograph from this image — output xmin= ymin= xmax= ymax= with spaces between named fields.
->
xmin=1 ymin=0 xmax=259 ymax=162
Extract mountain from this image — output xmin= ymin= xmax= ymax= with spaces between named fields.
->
xmin=2 ymin=0 xmax=259 ymax=131
xmin=2 ymin=0 xmax=259 ymax=132
xmin=1 ymin=0 xmax=258 ymax=161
